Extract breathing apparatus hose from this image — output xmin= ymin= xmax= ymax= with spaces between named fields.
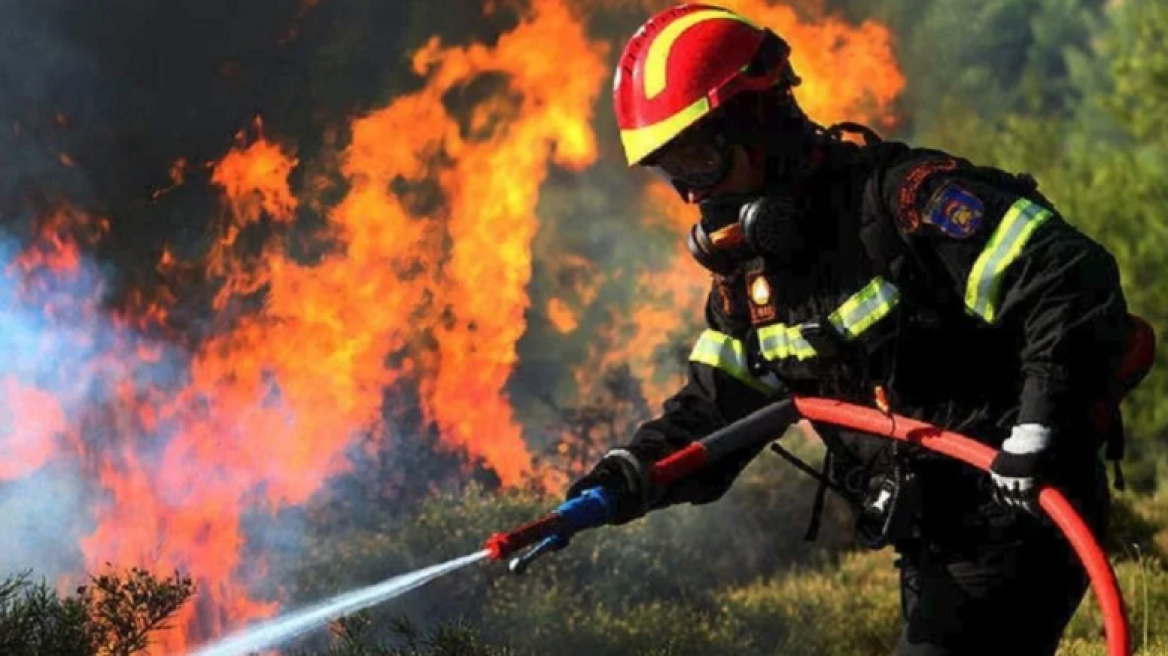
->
xmin=486 ymin=396 xmax=1130 ymax=656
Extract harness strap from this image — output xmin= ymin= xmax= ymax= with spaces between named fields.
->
xmin=768 ymin=442 xmax=842 ymax=542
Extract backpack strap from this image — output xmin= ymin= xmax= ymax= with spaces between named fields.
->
xmin=1099 ymin=314 xmax=1157 ymax=490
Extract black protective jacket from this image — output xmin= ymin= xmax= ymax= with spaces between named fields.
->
xmin=621 ymin=138 xmax=1130 ymax=546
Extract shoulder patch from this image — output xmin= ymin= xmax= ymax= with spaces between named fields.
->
xmin=922 ymin=182 xmax=984 ymax=238
xmin=895 ymin=158 xmax=959 ymax=232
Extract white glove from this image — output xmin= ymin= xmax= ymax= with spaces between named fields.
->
xmin=989 ymin=423 xmax=1052 ymax=515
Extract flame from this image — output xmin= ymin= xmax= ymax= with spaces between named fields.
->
xmin=542 ymin=252 xmax=603 ymax=335
xmin=72 ymin=0 xmax=605 ymax=649
xmin=718 ymin=0 xmax=905 ymax=127
xmin=0 ymin=378 xmax=69 ymax=480
xmin=211 ymin=125 xmax=299 ymax=225
xmin=14 ymin=207 xmax=107 ymax=275
xmin=409 ymin=0 xmax=605 ymax=486
xmin=547 ymin=298 xmax=581 ymax=333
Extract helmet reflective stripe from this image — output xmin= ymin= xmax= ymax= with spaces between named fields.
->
xmin=828 ymin=277 xmax=900 ymax=340
xmin=689 ymin=329 xmax=779 ymax=394
xmin=613 ymin=4 xmax=787 ymax=166
xmin=758 ymin=277 xmax=901 ymax=362
xmin=643 ymin=9 xmax=758 ymax=100
xmin=620 ymin=96 xmax=710 ymax=169
xmin=965 ymin=199 xmax=1054 ymax=323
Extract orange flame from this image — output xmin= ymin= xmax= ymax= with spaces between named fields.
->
xmin=547 ymin=298 xmax=580 ymax=333
xmin=542 ymin=252 xmax=603 ymax=336
xmin=211 ymin=128 xmax=299 ymax=225
xmin=407 ymin=0 xmax=605 ymax=486
xmin=0 ymin=378 xmax=69 ymax=480
xmin=71 ymin=0 xmax=608 ymax=649
xmin=13 ymin=207 xmax=107 ymax=276
xmin=719 ymin=0 xmax=905 ymax=128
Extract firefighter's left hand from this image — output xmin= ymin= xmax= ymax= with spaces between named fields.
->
xmin=989 ymin=423 xmax=1052 ymax=515
xmin=566 ymin=449 xmax=654 ymax=526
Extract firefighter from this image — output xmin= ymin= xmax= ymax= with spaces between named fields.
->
xmin=569 ymin=4 xmax=1152 ymax=655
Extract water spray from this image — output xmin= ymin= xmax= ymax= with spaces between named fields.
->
xmin=186 ymin=397 xmax=1130 ymax=656
xmin=186 ymin=551 xmax=490 ymax=656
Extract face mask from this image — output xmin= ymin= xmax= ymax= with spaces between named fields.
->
xmin=740 ymin=194 xmax=806 ymax=267
xmin=687 ymin=194 xmax=807 ymax=275
xmin=686 ymin=194 xmax=757 ymax=276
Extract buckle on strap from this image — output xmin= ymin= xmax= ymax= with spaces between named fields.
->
xmin=799 ymin=320 xmax=844 ymax=357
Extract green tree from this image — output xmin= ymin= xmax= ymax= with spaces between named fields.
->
xmin=831 ymin=0 xmax=1104 ymax=135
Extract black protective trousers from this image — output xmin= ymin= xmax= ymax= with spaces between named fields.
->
xmin=892 ymin=463 xmax=1110 ymax=656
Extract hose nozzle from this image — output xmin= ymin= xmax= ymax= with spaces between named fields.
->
xmin=508 ymin=534 xmax=569 ymax=575
xmin=484 ymin=487 xmax=616 ymax=562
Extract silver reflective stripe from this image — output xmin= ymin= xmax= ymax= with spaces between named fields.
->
xmin=689 ymin=329 xmax=777 ymax=394
xmin=757 ymin=323 xmax=817 ymax=361
xmin=828 ymin=276 xmax=901 ymax=340
xmin=965 ymin=198 xmax=1054 ymax=323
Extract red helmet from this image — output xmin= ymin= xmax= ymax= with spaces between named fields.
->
xmin=613 ymin=4 xmax=797 ymax=167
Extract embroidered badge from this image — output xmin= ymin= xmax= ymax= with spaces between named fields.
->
xmin=922 ymin=182 xmax=984 ymax=238
xmin=895 ymin=158 xmax=959 ymax=233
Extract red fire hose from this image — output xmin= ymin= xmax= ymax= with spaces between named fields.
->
xmin=488 ymin=397 xmax=1130 ymax=655
xmin=793 ymin=397 xmax=1130 ymax=656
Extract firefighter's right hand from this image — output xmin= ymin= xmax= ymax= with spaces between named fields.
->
xmin=567 ymin=449 xmax=653 ymax=525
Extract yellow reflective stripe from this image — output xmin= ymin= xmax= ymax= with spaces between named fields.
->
xmin=828 ymin=276 xmax=901 ymax=340
xmin=965 ymin=199 xmax=1054 ymax=323
xmin=644 ymin=9 xmax=757 ymax=99
xmin=757 ymin=323 xmax=817 ymax=361
xmin=689 ymin=329 xmax=775 ymax=394
xmin=619 ymin=96 xmax=710 ymax=166
xmin=757 ymin=277 xmax=900 ymax=363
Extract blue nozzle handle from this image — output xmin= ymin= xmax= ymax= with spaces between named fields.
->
xmin=508 ymin=533 xmax=569 ymax=575
xmin=555 ymin=486 xmax=615 ymax=534
xmin=486 ymin=487 xmax=616 ymax=562
xmin=504 ymin=488 xmax=612 ymax=574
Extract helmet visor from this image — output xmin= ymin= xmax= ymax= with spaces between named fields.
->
xmin=645 ymin=131 xmax=733 ymax=192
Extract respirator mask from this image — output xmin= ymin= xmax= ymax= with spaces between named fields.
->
xmin=687 ymin=193 xmax=808 ymax=276
xmin=643 ymin=100 xmax=815 ymax=277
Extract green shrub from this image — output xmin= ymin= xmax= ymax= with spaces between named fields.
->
xmin=0 ymin=568 xmax=193 ymax=656
xmin=717 ymin=550 xmax=902 ymax=656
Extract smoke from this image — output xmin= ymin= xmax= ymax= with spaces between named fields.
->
xmin=0 ymin=227 xmax=164 ymax=579
xmin=0 ymin=1 xmax=99 ymax=243
xmin=0 ymin=462 xmax=89 ymax=580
